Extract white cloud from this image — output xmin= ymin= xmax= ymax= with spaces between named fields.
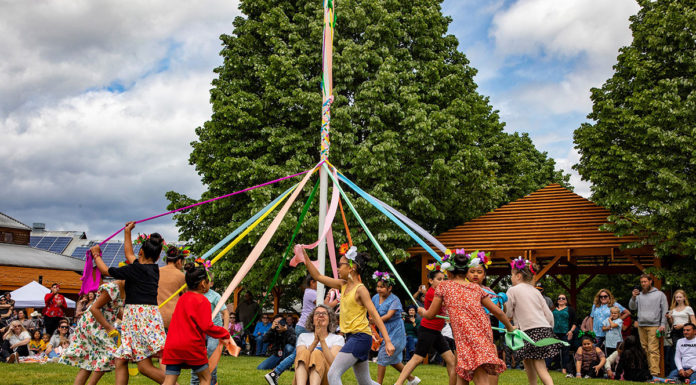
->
xmin=554 ymin=147 xmax=591 ymax=198
xmin=0 ymin=1 xmax=242 ymax=241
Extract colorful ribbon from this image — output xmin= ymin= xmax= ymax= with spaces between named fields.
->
xmin=212 ymin=167 xmax=317 ymax=318
xmin=492 ymin=327 xmax=570 ymax=351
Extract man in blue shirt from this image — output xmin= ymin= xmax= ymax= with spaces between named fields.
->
xmin=253 ymin=314 xmax=272 ymax=356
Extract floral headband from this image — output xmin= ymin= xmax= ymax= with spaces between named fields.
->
xmin=510 ymin=256 xmax=535 ymax=274
xmin=178 ymin=245 xmax=191 ymax=257
xmin=339 ymin=243 xmax=358 ymax=267
xmin=372 ymin=270 xmax=395 ymax=286
xmin=426 ymin=249 xmax=493 ymax=272
xmin=466 ymin=250 xmax=492 ymax=269
xmin=194 ymin=257 xmax=212 ymax=280
xmin=133 ymin=233 xmax=167 ymax=249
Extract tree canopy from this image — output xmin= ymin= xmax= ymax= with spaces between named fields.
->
xmin=574 ymin=0 xmax=696 ymax=259
xmin=167 ymin=0 xmax=568 ymax=307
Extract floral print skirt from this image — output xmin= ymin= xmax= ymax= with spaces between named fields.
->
xmin=115 ymin=304 xmax=166 ymax=362
xmin=60 ymin=313 xmax=118 ymax=371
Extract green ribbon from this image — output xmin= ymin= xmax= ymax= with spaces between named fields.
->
xmin=491 ymin=327 xmax=570 ymax=351
xmin=324 ymin=165 xmax=417 ymax=305
xmin=232 ymin=178 xmax=320 ymax=337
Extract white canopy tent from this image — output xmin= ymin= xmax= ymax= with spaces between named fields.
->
xmin=9 ymin=281 xmax=76 ymax=309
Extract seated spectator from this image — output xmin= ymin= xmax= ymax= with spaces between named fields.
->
xmin=286 ymin=315 xmax=297 ymax=331
xmin=48 ymin=336 xmax=70 ymax=359
xmin=253 ymin=314 xmax=272 ymax=356
xmin=74 ymin=294 xmax=89 ymax=320
xmin=28 ymin=311 xmax=43 ymax=333
xmin=45 ymin=319 xmax=71 ymax=357
xmin=293 ymin=305 xmax=344 ymax=385
xmin=605 ymin=341 xmax=623 ymax=379
xmin=668 ymin=323 xmax=696 ymax=383
xmin=15 ymin=310 xmax=32 ymax=331
xmin=573 ymin=335 xmax=606 ymax=379
xmin=615 ymin=335 xmax=653 ymax=382
xmin=403 ymin=306 xmax=419 ymax=362
xmin=1 ymin=320 xmax=30 ymax=363
xmin=257 ymin=315 xmax=296 ymax=373
xmin=28 ymin=329 xmax=46 ymax=356
xmin=229 ymin=313 xmax=244 ymax=347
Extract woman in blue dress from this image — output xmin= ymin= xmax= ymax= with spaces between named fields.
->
xmin=589 ymin=288 xmax=630 ymax=348
xmin=371 ymin=271 xmax=420 ymax=385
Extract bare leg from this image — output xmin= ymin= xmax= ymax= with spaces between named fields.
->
xmin=390 ymin=363 xmax=415 ymax=382
xmin=195 ymin=369 xmax=211 ymax=385
xmin=115 ymin=359 xmax=129 ymax=385
xmin=394 ymin=354 xmax=425 ymax=385
xmin=487 ymin=375 xmax=498 ymax=385
xmin=137 ymin=357 xmax=166 ymax=384
xmin=523 ymin=359 xmax=537 ymax=385
xmin=309 ymin=369 xmax=323 ymax=385
xmin=73 ymin=369 xmax=92 ymax=385
xmin=377 ymin=365 xmax=386 ymax=385
xmin=86 ymin=371 xmax=106 ymax=385
xmin=442 ymin=351 xmax=457 ymax=385
xmin=532 ymin=359 xmax=554 ymax=385
xmin=163 ymin=374 xmax=179 ymax=385
xmin=295 ymin=361 xmax=309 ymax=385
xmin=471 ymin=367 xmax=490 ymax=385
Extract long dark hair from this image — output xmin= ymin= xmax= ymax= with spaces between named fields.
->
xmin=141 ymin=233 xmax=164 ymax=261
xmin=620 ymin=336 xmax=649 ymax=370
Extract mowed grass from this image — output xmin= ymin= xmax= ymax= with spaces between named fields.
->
xmin=0 ymin=356 xmax=643 ymax=384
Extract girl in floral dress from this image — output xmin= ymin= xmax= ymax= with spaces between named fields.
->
xmin=91 ymin=221 xmax=167 ymax=385
xmin=61 ymin=280 xmax=125 ymax=385
xmin=370 ymin=271 xmax=418 ymax=385
xmin=420 ymin=250 xmax=514 ymax=385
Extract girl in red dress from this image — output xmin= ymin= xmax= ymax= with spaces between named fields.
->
xmin=419 ymin=250 xmax=514 ymax=385
xmin=161 ymin=260 xmax=231 ymax=385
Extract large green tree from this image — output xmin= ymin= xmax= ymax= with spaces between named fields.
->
xmin=168 ymin=0 xmax=567 ymax=308
xmin=574 ymin=0 xmax=696 ymax=259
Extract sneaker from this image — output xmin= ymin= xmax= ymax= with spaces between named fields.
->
xmin=584 ymin=375 xmax=591 ymax=379
xmin=264 ymin=371 xmax=279 ymax=385
xmin=7 ymin=352 xmax=18 ymax=363
xmin=407 ymin=377 xmax=421 ymax=385
xmin=565 ymin=374 xmax=574 ymax=378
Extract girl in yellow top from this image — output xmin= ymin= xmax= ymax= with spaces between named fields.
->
xmin=298 ymin=244 xmax=395 ymax=385
xmin=28 ymin=330 xmax=46 ymax=355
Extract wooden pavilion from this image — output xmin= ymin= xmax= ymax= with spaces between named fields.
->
xmin=407 ymin=184 xmax=657 ymax=306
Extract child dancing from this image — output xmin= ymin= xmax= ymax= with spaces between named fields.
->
xmin=396 ymin=268 xmax=456 ymax=385
xmin=506 ymin=257 xmax=558 ymax=385
xmin=92 ymin=222 xmax=167 ymax=384
xmin=370 ymin=271 xmax=418 ymax=385
xmin=161 ymin=260 xmax=231 ymax=385
xmin=297 ymin=244 xmax=395 ymax=385
xmin=61 ymin=279 xmax=126 ymax=385
xmin=420 ymin=250 xmax=514 ymax=385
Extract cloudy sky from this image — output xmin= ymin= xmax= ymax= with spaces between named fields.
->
xmin=1 ymin=0 xmax=639 ymax=242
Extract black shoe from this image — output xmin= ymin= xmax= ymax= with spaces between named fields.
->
xmin=264 ymin=371 xmax=279 ymax=385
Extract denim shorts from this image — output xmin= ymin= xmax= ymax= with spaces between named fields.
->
xmin=165 ymin=363 xmax=209 ymax=376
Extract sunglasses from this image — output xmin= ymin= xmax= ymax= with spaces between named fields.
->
xmin=599 ymin=295 xmax=609 ymax=299
xmin=59 ymin=326 xmax=69 ymax=329
xmin=557 ymin=297 xmax=567 ymax=300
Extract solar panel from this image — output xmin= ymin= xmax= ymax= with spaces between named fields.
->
xmin=36 ymin=236 xmax=57 ymax=250
xmin=48 ymin=237 xmax=72 ymax=254
xmin=29 ymin=237 xmax=41 ymax=247
xmin=72 ymin=246 xmax=90 ymax=259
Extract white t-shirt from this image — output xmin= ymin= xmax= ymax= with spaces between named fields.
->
xmin=670 ymin=306 xmax=695 ymax=326
xmin=7 ymin=330 xmax=30 ymax=346
xmin=296 ymin=332 xmax=345 ymax=349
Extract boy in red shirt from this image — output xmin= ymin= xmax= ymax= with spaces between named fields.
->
xmin=162 ymin=260 xmax=231 ymax=385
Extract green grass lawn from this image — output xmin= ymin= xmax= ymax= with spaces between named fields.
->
xmin=0 ymin=356 xmax=639 ymax=384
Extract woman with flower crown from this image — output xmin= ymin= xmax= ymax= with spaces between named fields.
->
xmin=506 ymin=257 xmax=558 ymax=385
xmin=370 ymin=270 xmax=418 ymax=385
xmin=91 ymin=222 xmax=168 ymax=385
xmin=295 ymin=243 xmax=395 ymax=385
xmin=419 ymin=250 xmax=515 ymax=385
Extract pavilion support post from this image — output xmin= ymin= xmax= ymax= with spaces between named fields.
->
xmin=534 ymin=254 xmax=562 ymax=282
xmin=550 ymin=274 xmax=570 ymax=293
xmin=569 ymin=260 xmax=578 ymax=308
xmin=489 ymin=275 xmax=505 ymax=290
xmin=577 ymin=274 xmax=598 ymax=292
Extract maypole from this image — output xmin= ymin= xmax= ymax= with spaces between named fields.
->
xmin=316 ymin=0 xmax=335 ymax=304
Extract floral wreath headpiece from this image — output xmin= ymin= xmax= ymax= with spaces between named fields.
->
xmin=339 ymin=243 xmax=358 ymax=267
xmin=510 ymin=256 xmax=535 ymax=274
xmin=372 ymin=270 xmax=395 ymax=286
xmin=193 ymin=257 xmax=212 ymax=280
xmin=465 ymin=250 xmax=492 ymax=269
xmin=178 ymin=245 xmax=191 ymax=258
xmin=133 ymin=233 xmax=167 ymax=249
xmin=426 ymin=249 xmax=493 ymax=272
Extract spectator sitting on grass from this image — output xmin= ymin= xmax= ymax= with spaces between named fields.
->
xmin=668 ymin=323 xmax=696 ymax=383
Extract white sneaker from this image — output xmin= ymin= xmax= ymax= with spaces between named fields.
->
xmin=407 ymin=377 xmax=421 ymax=385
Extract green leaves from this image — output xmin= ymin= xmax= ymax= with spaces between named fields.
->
xmin=574 ymin=0 xmax=696 ymax=259
xmin=169 ymin=0 xmax=567 ymax=307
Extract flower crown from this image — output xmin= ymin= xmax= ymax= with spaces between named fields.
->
xmin=339 ymin=243 xmax=358 ymax=265
xmin=466 ymin=250 xmax=492 ymax=269
xmin=426 ymin=249 xmax=493 ymax=272
xmin=193 ymin=257 xmax=212 ymax=280
xmin=178 ymin=245 xmax=191 ymax=257
xmin=510 ymin=256 xmax=535 ymax=274
xmin=133 ymin=233 xmax=167 ymax=249
xmin=372 ymin=270 xmax=395 ymax=286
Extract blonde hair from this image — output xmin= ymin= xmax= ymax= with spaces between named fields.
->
xmin=670 ymin=289 xmax=691 ymax=310
xmin=610 ymin=306 xmax=621 ymax=314
xmin=593 ymin=289 xmax=617 ymax=308
xmin=3 ymin=320 xmax=27 ymax=340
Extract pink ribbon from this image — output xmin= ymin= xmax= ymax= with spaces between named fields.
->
xmin=79 ymin=166 xmax=317 ymax=294
xmin=212 ymin=168 xmax=316 ymax=318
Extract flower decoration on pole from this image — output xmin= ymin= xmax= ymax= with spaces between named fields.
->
xmin=372 ymin=270 xmax=396 ymax=286
xmin=510 ymin=256 xmax=535 ymax=274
